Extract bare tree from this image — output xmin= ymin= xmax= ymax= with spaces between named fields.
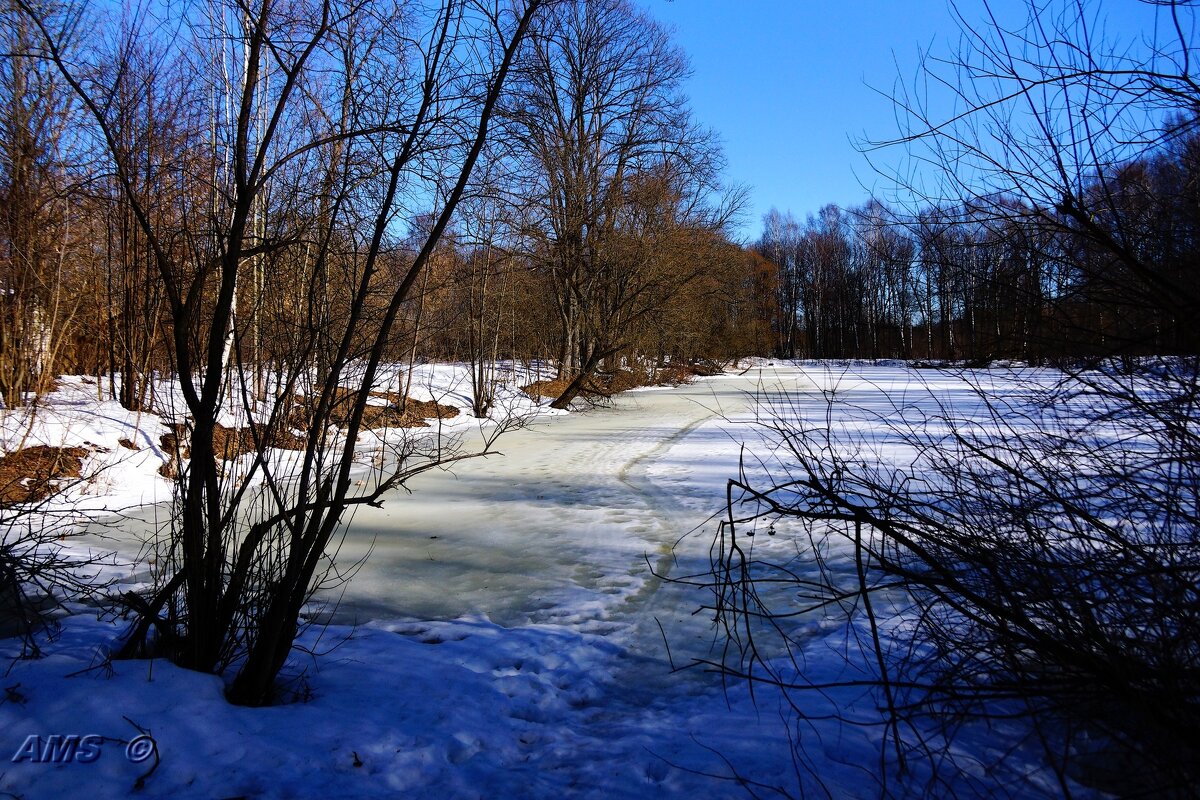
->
xmin=701 ymin=359 xmax=1200 ymax=796
xmin=17 ymin=0 xmax=544 ymax=705
xmin=506 ymin=0 xmax=733 ymax=406
xmin=453 ymin=192 xmax=516 ymax=418
xmin=874 ymin=0 xmax=1200 ymax=354
xmin=699 ymin=0 xmax=1200 ymax=795
xmin=0 ymin=0 xmax=87 ymax=409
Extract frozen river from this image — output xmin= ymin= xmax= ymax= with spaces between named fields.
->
xmin=4 ymin=365 xmax=821 ymax=800
xmin=3 ymin=363 xmax=1073 ymax=799
xmin=328 ymin=364 xmax=805 ymax=682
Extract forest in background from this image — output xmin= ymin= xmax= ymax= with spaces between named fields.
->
xmin=4 ymin=0 xmax=1197 ymax=422
xmin=0 ymin=0 xmax=762 ymax=419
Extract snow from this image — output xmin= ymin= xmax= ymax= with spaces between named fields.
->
xmin=0 ymin=361 xmax=1097 ymax=798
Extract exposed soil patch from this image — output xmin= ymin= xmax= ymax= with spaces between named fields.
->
xmin=355 ymin=405 xmax=429 ymax=430
xmin=158 ymin=422 xmax=309 ymax=478
xmin=402 ymin=397 xmax=459 ymax=420
xmin=155 ymin=393 xmax=460 ymax=480
xmin=521 ymin=378 xmax=575 ymax=400
xmin=217 ymin=422 xmax=307 ymax=457
xmin=522 ymin=363 xmax=702 ymax=403
xmin=289 ymin=391 xmax=459 ymax=430
xmin=0 ymin=445 xmax=90 ymax=508
xmin=159 ymin=423 xmax=191 ymax=464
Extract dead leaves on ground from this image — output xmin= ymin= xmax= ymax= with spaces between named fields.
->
xmin=520 ymin=364 xmax=698 ymax=402
xmin=520 ymin=378 xmax=575 ymax=400
xmin=157 ymin=393 xmax=459 ymax=479
xmin=287 ymin=390 xmax=459 ymax=431
xmin=0 ymin=445 xmax=90 ymax=508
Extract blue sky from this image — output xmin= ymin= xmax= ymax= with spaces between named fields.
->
xmin=640 ymin=0 xmax=1166 ymax=241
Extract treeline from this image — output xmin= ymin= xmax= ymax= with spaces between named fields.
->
xmin=4 ymin=0 xmax=1196 ymax=423
xmin=758 ymin=122 xmax=1200 ymax=363
xmin=0 ymin=0 xmax=768 ymax=415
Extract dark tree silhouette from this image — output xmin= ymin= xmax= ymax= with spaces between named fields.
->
xmin=702 ymin=1 xmax=1200 ymax=795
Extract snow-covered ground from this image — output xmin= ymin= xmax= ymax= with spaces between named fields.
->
xmin=0 ymin=362 xmax=1093 ymax=798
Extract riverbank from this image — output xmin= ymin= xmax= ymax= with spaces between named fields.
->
xmin=1 ymin=362 xmax=1086 ymax=798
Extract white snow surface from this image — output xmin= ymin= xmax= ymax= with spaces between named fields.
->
xmin=0 ymin=362 xmax=1084 ymax=798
